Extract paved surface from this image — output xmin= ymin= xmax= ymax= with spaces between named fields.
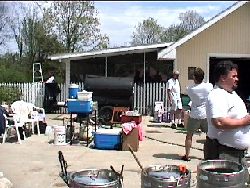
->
xmin=0 ymin=114 xmax=206 ymax=188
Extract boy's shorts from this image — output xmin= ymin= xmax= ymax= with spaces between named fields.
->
xmin=186 ymin=118 xmax=207 ymax=134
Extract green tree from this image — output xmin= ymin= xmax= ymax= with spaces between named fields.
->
xmin=43 ymin=1 xmax=109 ymax=53
xmin=161 ymin=24 xmax=188 ymax=42
xmin=0 ymin=53 xmax=30 ymax=82
xmin=131 ymin=17 xmax=164 ymax=45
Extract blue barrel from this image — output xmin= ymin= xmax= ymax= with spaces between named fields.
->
xmin=69 ymin=84 xmax=79 ymax=99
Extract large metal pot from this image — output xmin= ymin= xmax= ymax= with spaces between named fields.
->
xmin=68 ymin=169 xmax=122 ymax=188
xmin=58 ymin=151 xmax=123 ymax=188
xmin=197 ymin=160 xmax=246 ymax=188
xmin=141 ymin=165 xmax=191 ymax=188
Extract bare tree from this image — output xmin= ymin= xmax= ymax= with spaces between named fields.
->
xmin=0 ymin=2 xmax=10 ymax=47
xmin=43 ymin=1 xmax=109 ymax=53
xmin=162 ymin=10 xmax=205 ymax=42
xmin=179 ymin=10 xmax=205 ymax=33
xmin=8 ymin=2 xmax=26 ymax=58
xmin=131 ymin=17 xmax=164 ymax=46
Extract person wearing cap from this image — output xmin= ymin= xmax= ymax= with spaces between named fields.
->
xmin=167 ymin=70 xmax=182 ymax=128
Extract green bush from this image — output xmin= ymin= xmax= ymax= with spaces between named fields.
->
xmin=0 ymin=86 xmax=22 ymax=105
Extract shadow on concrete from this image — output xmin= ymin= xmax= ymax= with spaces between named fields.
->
xmin=153 ymin=153 xmax=203 ymax=161
xmin=196 ymin=139 xmax=206 ymax=144
xmin=153 ymin=153 xmax=180 ymax=159
xmin=175 ymin=129 xmax=187 ymax=135
xmin=146 ymin=130 xmax=163 ymax=133
xmin=0 ymin=136 xmax=23 ymax=143
xmin=147 ymin=124 xmax=168 ymax=128
xmin=176 ymin=129 xmax=203 ymax=136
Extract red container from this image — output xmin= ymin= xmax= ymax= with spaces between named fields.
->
xmin=121 ymin=115 xmax=142 ymax=124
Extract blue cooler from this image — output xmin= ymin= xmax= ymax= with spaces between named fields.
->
xmin=69 ymin=84 xmax=79 ymax=99
xmin=94 ymin=129 xmax=122 ymax=150
xmin=67 ymin=100 xmax=93 ymax=113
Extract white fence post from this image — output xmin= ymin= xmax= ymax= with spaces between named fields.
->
xmin=133 ymin=82 xmax=168 ymax=115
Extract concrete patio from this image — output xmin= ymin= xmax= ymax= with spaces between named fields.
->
xmin=0 ymin=114 xmax=207 ymax=188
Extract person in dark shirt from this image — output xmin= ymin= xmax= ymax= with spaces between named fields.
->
xmin=153 ymin=70 xmax=162 ymax=82
xmin=0 ymin=105 xmax=8 ymax=135
xmin=134 ymin=70 xmax=142 ymax=83
xmin=145 ymin=70 xmax=152 ymax=83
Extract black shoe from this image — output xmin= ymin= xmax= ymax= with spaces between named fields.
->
xmin=171 ymin=123 xmax=177 ymax=129
xmin=177 ymin=123 xmax=184 ymax=128
xmin=181 ymin=155 xmax=191 ymax=161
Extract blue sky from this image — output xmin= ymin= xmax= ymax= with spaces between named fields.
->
xmin=3 ymin=1 xmax=237 ymax=53
xmin=94 ymin=1 xmax=237 ymax=46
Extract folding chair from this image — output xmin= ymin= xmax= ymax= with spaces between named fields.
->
xmin=2 ymin=114 xmax=26 ymax=144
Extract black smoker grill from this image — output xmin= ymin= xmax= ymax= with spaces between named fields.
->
xmin=84 ymin=75 xmax=134 ymax=124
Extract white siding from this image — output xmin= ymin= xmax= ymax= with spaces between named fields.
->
xmin=177 ymin=2 xmax=250 ymax=93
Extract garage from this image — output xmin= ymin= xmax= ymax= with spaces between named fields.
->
xmin=158 ymin=1 xmax=250 ymax=100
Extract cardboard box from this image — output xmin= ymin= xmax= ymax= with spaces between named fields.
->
xmin=122 ymin=128 xmax=139 ymax=152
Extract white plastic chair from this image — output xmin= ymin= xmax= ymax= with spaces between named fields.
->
xmin=33 ymin=106 xmax=46 ymax=123
xmin=27 ymin=110 xmax=40 ymax=136
xmin=2 ymin=114 xmax=26 ymax=144
xmin=26 ymin=103 xmax=40 ymax=136
xmin=11 ymin=101 xmax=44 ymax=136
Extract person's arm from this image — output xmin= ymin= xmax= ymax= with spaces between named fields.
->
xmin=167 ymin=89 xmax=170 ymax=99
xmin=212 ymin=115 xmax=250 ymax=129
xmin=166 ymin=80 xmax=172 ymax=102
xmin=206 ymin=90 xmax=250 ymax=129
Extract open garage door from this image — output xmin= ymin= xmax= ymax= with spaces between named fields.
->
xmin=209 ymin=57 xmax=250 ymax=103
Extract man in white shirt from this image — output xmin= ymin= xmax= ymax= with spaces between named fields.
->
xmin=181 ymin=68 xmax=213 ymax=161
xmin=204 ymin=60 xmax=250 ymax=169
xmin=167 ymin=70 xmax=182 ymax=128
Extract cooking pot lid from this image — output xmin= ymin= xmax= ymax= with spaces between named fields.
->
xmin=70 ymin=169 xmax=118 ymax=186
xmin=73 ymin=176 xmax=109 ymax=185
xmin=148 ymin=171 xmax=181 ymax=180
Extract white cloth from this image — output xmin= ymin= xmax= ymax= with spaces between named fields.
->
xmin=206 ymin=86 xmax=250 ymax=150
xmin=45 ymin=76 xmax=55 ymax=83
xmin=187 ymin=82 xmax=213 ymax=119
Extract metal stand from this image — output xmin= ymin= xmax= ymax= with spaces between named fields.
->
xmin=69 ymin=110 xmax=97 ymax=146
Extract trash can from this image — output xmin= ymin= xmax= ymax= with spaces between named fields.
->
xmin=181 ymin=94 xmax=191 ymax=111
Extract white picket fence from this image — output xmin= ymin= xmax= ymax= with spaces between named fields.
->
xmin=133 ymin=82 xmax=168 ymax=115
xmin=0 ymin=82 xmax=168 ymax=115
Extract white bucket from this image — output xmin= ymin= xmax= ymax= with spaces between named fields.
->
xmin=54 ymin=126 xmax=66 ymax=145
